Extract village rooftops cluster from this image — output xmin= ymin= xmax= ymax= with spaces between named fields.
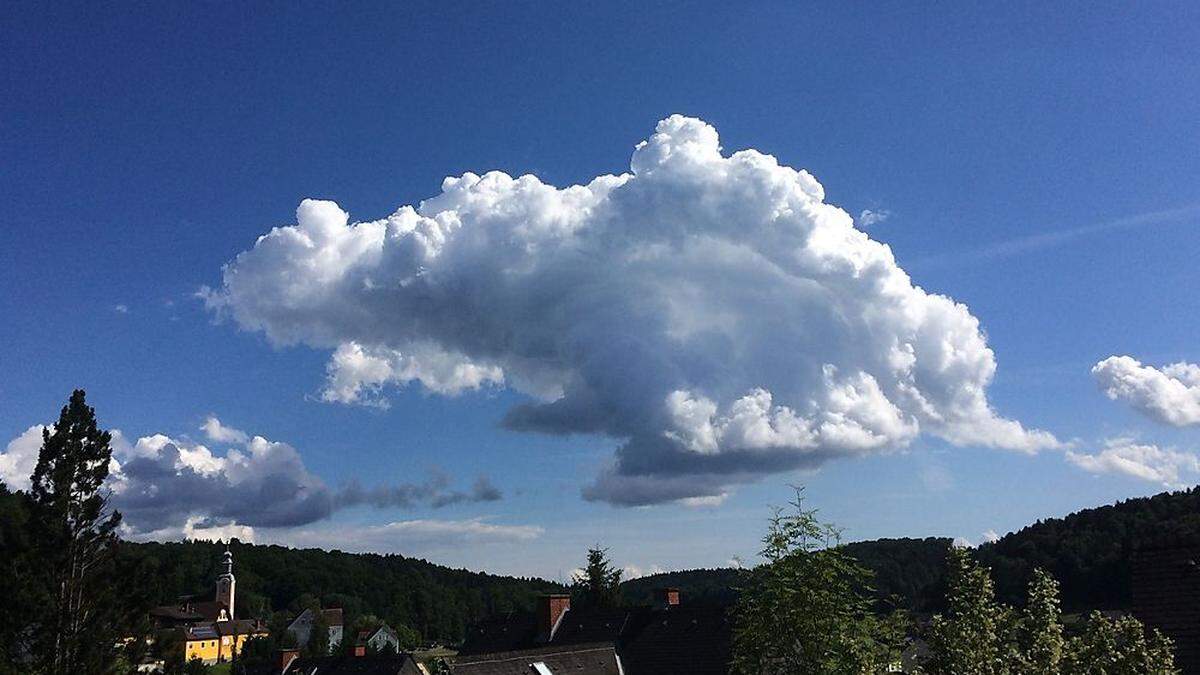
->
xmin=453 ymin=588 xmax=732 ymax=675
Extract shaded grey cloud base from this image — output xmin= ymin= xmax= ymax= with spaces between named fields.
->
xmin=204 ymin=115 xmax=1059 ymax=505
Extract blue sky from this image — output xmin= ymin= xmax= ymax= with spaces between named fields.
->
xmin=2 ymin=2 xmax=1199 ymax=579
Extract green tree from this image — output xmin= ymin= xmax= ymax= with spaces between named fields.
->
xmin=926 ymin=546 xmax=1017 ymax=675
xmin=393 ymin=623 xmax=421 ymax=650
xmin=233 ymin=636 xmax=275 ymax=675
xmin=1063 ymin=611 xmax=1177 ymax=674
xmin=306 ymin=609 xmax=330 ymax=656
xmin=732 ymin=488 xmax=901 ymax=674
xmin=28 ymin=390 xmax=125 ymax=674
xmin=925 ymin=547 xmax=1178 ymax=675
xmin=1017 ymin=569 xmax=1064 ymax=674
xmin=0 ymin=485 xmax=38 ymax=674
xmin=571 ymin=547 xmax=623 ymax=610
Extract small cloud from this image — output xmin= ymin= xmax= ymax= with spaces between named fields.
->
xmin=952 ymin=536 xmax=973 ymax=549
xmin=1066 ymin=437 xmax=1199 ymax=489
xmin=623 ymin=563 xmax=666 ymax=580
xmin=858 ymin=209 xmax=890 ymax=227
xmin=113 ymin=304 xmax=130 ymax=314
xmin=678 ymin=492 xmax=729 ymax=508
xmin=1093 ymin=356 xmax=1200 ymax=427
xmin=200 ymin=416 xmax=248 ymax=444
xmin=981 ymin=529 xmax=1000 ymax=543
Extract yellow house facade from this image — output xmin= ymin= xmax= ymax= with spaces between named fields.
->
xmin=183 ymin=622 xmax=269 ymax=664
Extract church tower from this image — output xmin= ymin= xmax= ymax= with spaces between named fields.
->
xmin=215 ymin=547 xmax=236 ymax=620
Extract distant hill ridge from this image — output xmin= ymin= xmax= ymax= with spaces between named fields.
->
xmin=624 ymin=488 xmax=1200 ymax=614
xmin=121 ymin=538 xmax=566 ymax=643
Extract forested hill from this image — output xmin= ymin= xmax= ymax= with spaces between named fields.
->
xmin=121 ymin=539 xmax=566 ymax=643
xmin=621 ymin=537 xmax=952 ymax=612
xmin=977 ymin=487 xmax=1200 ymax=611
xmin=624 ymin=488 xmax=1200 ymax=615
xmin=7 ymin=483 xmax=1198 ymax=644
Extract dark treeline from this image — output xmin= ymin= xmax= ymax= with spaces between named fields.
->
xmin=0 ymin=484 xmax=565 ymax=645
xmin=120 ymin=538 xmax=565 ymax=643
xmin=625 ymin=487 xmax=1200 ymax=615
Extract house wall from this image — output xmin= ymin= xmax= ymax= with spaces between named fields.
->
xmin=184 ymin=638 xmax=221 ymax=665
xmin=369 ymin=629 xmax=400 ymax=652
xmin=183 ymin=632 xmax=265 ymax=665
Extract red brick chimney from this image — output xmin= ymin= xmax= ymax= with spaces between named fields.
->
xmin=277 ymin=648 xmax=300 ymax=674
xmin=653 ymin=587 xmax=681 ymax=609
xmin=537 ymin=594 xmax=571 ymax=642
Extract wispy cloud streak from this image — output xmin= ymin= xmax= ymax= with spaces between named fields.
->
xmin=912 ymin=205 xmax=1200 ymax=269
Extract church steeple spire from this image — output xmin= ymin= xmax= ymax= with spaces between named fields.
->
xmin=216 ymin=545 xmax=236 ymax=620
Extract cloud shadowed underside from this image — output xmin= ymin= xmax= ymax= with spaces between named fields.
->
xmin=202 ymin=115 xmax=1059 ymax=506
xmin=0 ymin=417 xmax=504 ymax=537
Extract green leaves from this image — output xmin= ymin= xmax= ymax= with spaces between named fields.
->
xmin=25 ymin=390 xmax=127 ymax=674
xmin=571 ymin=547 xmax=624 ymax=610
xmin=927 ymin=548 xmax=1178 ymax=675
xmin=732 ymin=488 xmax=905 ymax=675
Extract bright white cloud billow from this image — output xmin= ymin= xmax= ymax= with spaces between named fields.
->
xmin=1066 ymin=438 xmax=1200 ymax=489
xmin=0 ymin=425 xmax=45 ymax=491
xmin=322 ymin=341 xmax=505 ymax=407
xmin=203 ymin=115 xmax=1059 ymax=505
xmin=1093 ymin=356 xmax=1200 ymax=427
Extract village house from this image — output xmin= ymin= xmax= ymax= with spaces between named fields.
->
xmin=285 ymin=606 xmax=345 ymax=653
xmin=355 ymin=623 xmax=403 ymax=653
xmin=453 ymin=589 xmax=731 ymax=675
xmin=148 ymin=548 xmax=268 ymax=665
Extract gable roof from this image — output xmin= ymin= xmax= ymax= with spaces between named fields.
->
xmin=288 ymin=606 xmax=347 ymax=631
xmin=453 ymin=643 xmax=621 ymax=675
xmin=461 ymin=612 xmax=538 ymax=655
xmin=459 ymin=604 xmax=732 ymax=675
xmin=323 ymin=607 xmax=345 ymax=627
xmin=285 ymin=653 xmax=422 ymax=675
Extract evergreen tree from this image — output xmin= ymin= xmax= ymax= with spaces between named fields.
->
xmin=732 ymin=487 xmax=902 ymax=674
xmin=0 ymin=485 xmax=38 ymax=675
xmin=571 ymin=547 xmax=623 ymax=610
xmin=27 ymin=390 xmax=125 ymax=674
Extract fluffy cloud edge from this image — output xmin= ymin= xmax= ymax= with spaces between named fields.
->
xmin=202 ymin=114 xmax=1060 ymax=506
xmin=1093 ymin=356 xmax=1200 ymax=427
xmin=1066 ymin=437 xmax=1200 ymax=489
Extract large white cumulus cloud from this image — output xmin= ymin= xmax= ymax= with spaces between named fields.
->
xmin=204 ymin=115 xmax=1058 ymax=505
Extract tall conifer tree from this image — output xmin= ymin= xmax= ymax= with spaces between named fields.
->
xmin=29 ymin=390 xmax=123 ymax=674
